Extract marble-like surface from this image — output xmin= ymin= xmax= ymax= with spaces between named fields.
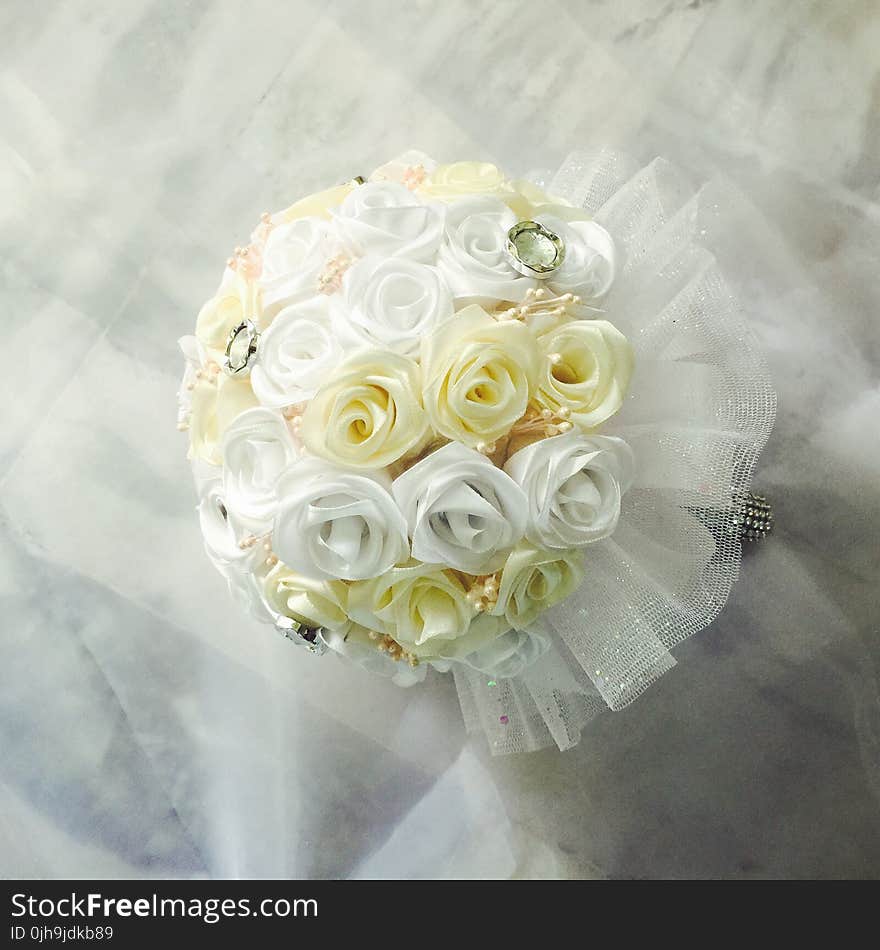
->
xmin=1 ymin=0 xmax=878 ymax=878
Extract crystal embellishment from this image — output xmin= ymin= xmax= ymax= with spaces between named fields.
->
xmin=274 ymin=615 xmax=328 ymax=654
xmin=506 ymin=220 xmax=565 ymax=278
xmin=223 ymin=320 xmax=260 ymax=376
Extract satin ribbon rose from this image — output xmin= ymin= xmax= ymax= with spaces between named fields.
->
xmin=221 ymin=407 xmax=298 ymax=531
xmin=458 ymin=627 xmax=551 ymax=679
xmin=300 ymin=349 xmax=429 ymax=470
xmin=332 ymin=182 xmax=444 ymax=262
xmin=272 ymin=460 xmax=409 ymax=581
xmin=261 ymin=562 xmax=350 ymax=633
xmin=437 ymin=196 xmax=534 ymax=303
xmin=198 ymin=477 xmax=274 ymax=622
xmin=195 ymin=268 xmax=259 ymax=353
xmin=418 ymin=161 xmax=513 ymax=201
xmin=347 ymin=562 xmax=505 ymax=659
xmin=258 ymin=216 xmax=331 ymax=315
xmin=535 ymin=319 xmax=634 ymax=429
xmin=188 ymin=372 xmax=258 ymax=466
xmin=533 ymin=213 xmax=616 ymax=300
xmin=392 ymin=441 xmax=527 ymax=574
xmin=338 ymin=255 xmax=452 ymax=357
xmin=492 ymin=543 xmax=585 ymax=629
xmin=250 ymin=295 xmax=344 ymax=408
xmin=505 ymin=432 xmax=635 ymax=548
xmin=322 ymin=624 xmax=427 ymax=687
xmin=278 ymin=182 xmax=355 ymax=223
xmin=421 ymin=304 xmax=539 ymax=448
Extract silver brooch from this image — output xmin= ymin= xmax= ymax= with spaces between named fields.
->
xmin=275 ymin=616 xmax=328 ymax=655
xmin=506 ymin=220 xmax=565 ymax=278
xmin=223 ymin=320 xmax=260 ymax=376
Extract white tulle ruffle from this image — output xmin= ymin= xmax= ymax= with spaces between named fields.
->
xmin=453 ymin=151 xmax=776 ymax=754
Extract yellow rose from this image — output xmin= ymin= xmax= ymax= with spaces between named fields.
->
xmin=300 ymin=349 xmax=429 ymax=470
xmin=421 ymin=305 xmax=540 ymax=448
xmin=492 ymin=544 xmax=585 ymax=629
xmin=418 ymin=161 xmax=513 ymax=202
xmin=347 ymin=562 xmax=505 ymax=658
xmin=188 ymin=373 xmax=258 ymax=466
xmin=195 ymin=269 xmax=260 ymax=352
xmin=262 ymin=562 xmax=349 ymax=631
xmin=535 ymin=319 xmax=634 ymax=428
xmin=279 ymin=182 xmax=354 ymax=222
xmin=504 ymin=180 xmax=577 ymax=220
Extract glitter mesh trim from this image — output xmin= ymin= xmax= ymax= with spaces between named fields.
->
xmin=456 ymin=152 xmax=776 ymax=755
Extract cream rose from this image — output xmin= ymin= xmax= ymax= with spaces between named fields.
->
xmin=339 ymin=255 xmax=452 ymax=357
xmin=418 ymin=161 xmax=512 ymax=201
xmin=279 ymin=182 xmax=354 ymax=223
xmin=189 ymin=373 xmax=258 ymax=466
xmin=300 ymin=349 xmax=429 ymax=470
xmin=347 ymin=562 xmax=505 ymax=657
xmin=258 ymin=216 xmax=330 ymax=314
xmin=221 ymin=407 xmax=297 ymax=531
xmin=458 ymin=626 xmax=550 ymax=679
xmin=505 ymin=432 xmax=635 ymax=548
xmin=272 ymin=460 xmax=409 ymax=581
xmin=535 ymin=319 xmax=634 ymax=428
xmin=421 ymin=305 xmax=539 ymax=448
xmin=392 ymin=441 xmax=527 ymax=573
xmin=535 ymin=214 xmax=616 ymax=299
xmin=437 ymin=196 xmax=534 ymax=303
xmin=261 ymin=561 xmax=349 ymax=632
xmin=195 ymin=268 xmax=257 ymax=352
xmin=504 ymin=180 xmax=574 ymax=219
xmin=492 ymin=544 xmax=585 ymax=629
xmin=250 ymin=296 xmax=343 ymax=408
xmin=333 ymin=182 xmax=444 ymax=261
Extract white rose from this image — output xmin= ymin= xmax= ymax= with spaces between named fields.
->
xmin=457 ymin=626 xmax=550 ymax=679
xmin=322 ymin=624 xmax=428 ymax=687
xmin=392 ymin=441 xmax=527 ymax=573
xmin=198 ymin=478 xmax=262 ymax=573
xmin=536 ymin=214 xmax=616 ymax=299
xmin=437 ymin=196 xmax=535 ymax=303
xmin=250 ymin=296 xmax=343 ymax=408
xmin=505 ymin=432 xmax=635 ymax=548
xmin=338 ymin=255 xmax=452 ymax=356
xmin=272 ymin=460 xmax=409 ymax=581
xmin=258 ymin=216 xmax=330 ymax=314
xmin=221 ymin=407 xmax=298 ymax=531
xmin=220 ymin=559 xmax=275 ymax=624
xmin=332 ymin=182 xmax=444 ymax=261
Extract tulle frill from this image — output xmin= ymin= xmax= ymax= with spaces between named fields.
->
xmin=455 ymin=151 xmax=776 ymax=754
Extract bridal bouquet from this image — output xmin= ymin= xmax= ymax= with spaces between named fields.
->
xmin=178 ymin=150 xmax=774 ymax=753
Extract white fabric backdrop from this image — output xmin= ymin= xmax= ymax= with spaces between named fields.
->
xmin=1 ymin=0 xmax=878 ymax=877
